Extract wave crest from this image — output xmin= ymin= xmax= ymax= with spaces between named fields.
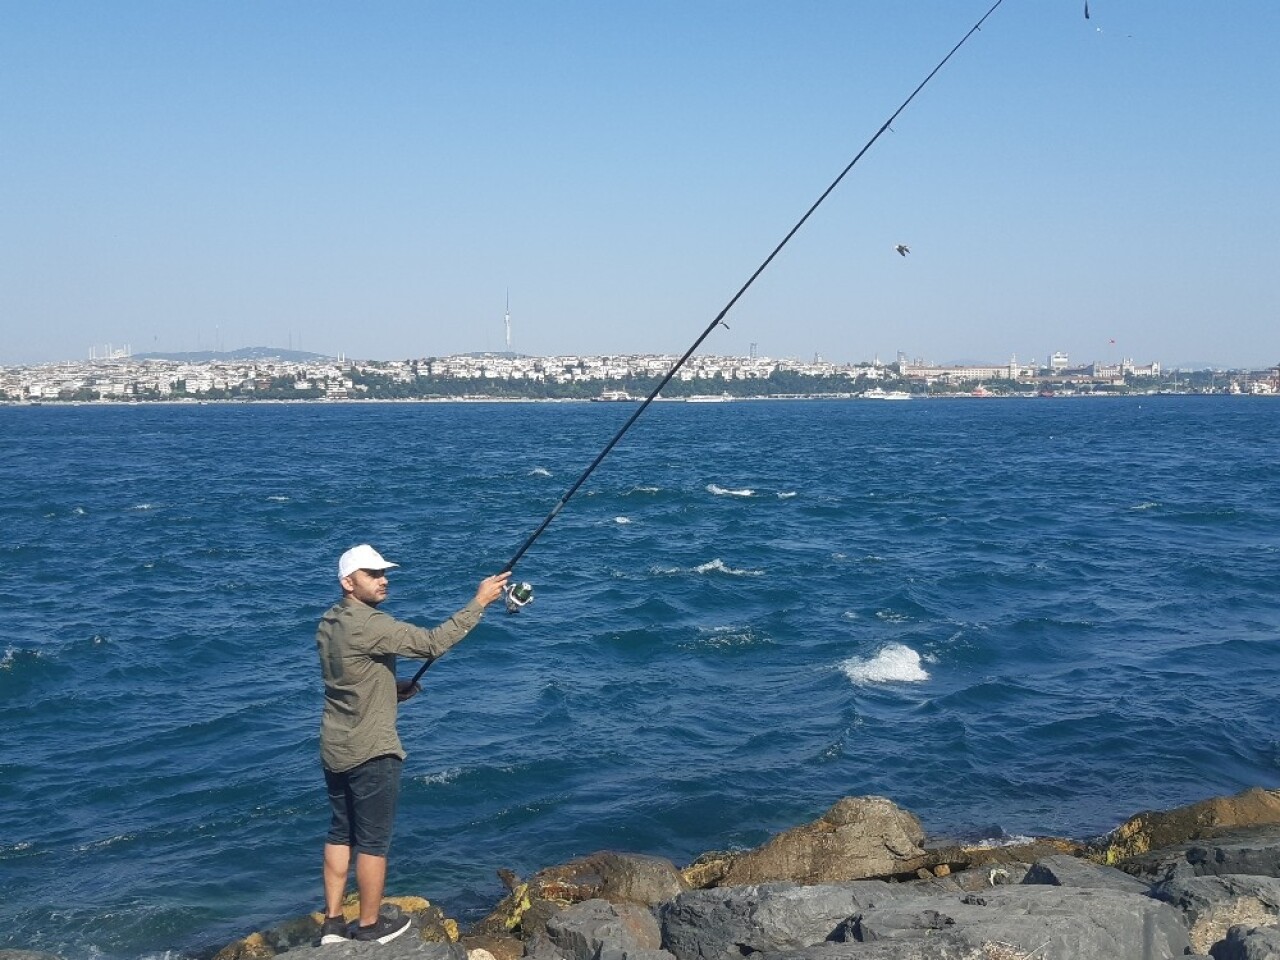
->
xmin=841 ymin=643 xmax=929 ymax=685
xmin=707 ymin=484 xmax=754 ymax=498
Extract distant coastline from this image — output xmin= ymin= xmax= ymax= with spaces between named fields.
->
xmin=3 ymin=349 xmax=1277 ymax=403
xmin=3 ymin=389 xmax=1277 ymax=408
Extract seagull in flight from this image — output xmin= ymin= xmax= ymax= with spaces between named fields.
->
xmin=894 ymin=244 xmax=910 ymax=257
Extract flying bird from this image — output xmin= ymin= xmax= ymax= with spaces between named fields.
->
xmin=894 ymin=244 xmax=910 ymax=257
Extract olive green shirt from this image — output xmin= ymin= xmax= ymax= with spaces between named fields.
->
xmin=317 ymin=596 xmax=484 ymax=773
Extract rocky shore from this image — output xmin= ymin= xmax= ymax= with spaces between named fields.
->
xmin=10 ymin=788 xmax=1280 ymax=960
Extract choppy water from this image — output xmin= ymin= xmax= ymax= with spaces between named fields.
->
xmin=2 ymin=396 xmax=1278 ymax=959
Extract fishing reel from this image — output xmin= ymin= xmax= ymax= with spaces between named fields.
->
xmin=504 ymin=581 xmax=534 ymax=614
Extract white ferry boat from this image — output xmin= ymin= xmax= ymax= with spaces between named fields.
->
xmin=861 ymin=387 xmax=912 ymax=400
xmin=592 ymin=389 xmax=636 ymax=402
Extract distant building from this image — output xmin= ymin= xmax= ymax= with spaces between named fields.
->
xmin=898 ymin=355 xmax=1029 ymax=384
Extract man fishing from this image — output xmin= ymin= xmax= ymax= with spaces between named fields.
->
xmin=316 ymin=543 xmax=510 ymax=945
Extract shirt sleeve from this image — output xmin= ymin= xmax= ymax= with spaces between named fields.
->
xmin=362 ymin=600 xmax=486 ymax=662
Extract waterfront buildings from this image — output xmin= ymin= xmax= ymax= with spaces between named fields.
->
xmin=0 ymin=351 xmax=1275 ymax=402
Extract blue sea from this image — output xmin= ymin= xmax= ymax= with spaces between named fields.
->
xmin=2 ymin=396 xmax=1278 ymax=960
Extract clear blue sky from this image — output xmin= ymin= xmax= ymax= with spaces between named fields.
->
xmin=2 ymin=1 xmax=1277 ymax=369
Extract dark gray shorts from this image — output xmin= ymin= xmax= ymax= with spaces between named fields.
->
xmin=324 ymin=754 xmax=402 ymax=857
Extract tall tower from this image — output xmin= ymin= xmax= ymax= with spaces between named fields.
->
xmin=504 ymin=290 xmax=512 ymax=353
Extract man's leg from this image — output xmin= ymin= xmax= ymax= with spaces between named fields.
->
xmin=355 ymin=853 xmax=389 ymax=927
xmin=323 ymin=766 xmax=357 ymax=922
xmin=349 ymin=756 xmax=403 ymax=932
xmin=323 ymin=842 xmax=352 ymax=918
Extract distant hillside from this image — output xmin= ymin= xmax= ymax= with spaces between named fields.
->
xmin=133 ymin=347 xmax=332 ymax=363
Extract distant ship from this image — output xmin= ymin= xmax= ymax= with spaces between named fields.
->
xmin=861 ymin=387 xmax=912 ymax=400
xmin=685 ymin=392 xmax=734 ymax=403
xmin=592 ymin=389 xmax=637 ymax=402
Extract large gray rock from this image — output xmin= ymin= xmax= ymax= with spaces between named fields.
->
xmin=1154 ymin=875 xmax=1280 ymax=955
xmin=659 ymin=882 xmax=904 ymax=960
xmin=753 ymin=941 xmax=974 ymax=960
xmin=1188 ymin=832 xmax=1280 ymax=878
xmin=1022 ymin=854 xmax=1152 ymax=894
xmin=839 ymin=887 xmax=1189 ymax=960
xmin=663 ymin=884 xmax=1190 ymax=960
xmin=1210 ymin=924 xmax=1280 ymax=960
xmin=543 ymin=899 xmax=664 ymax=960
xmin=1124 ymin=827 xmax=1280 ymax=885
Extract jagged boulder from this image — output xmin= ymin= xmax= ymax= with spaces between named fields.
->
xmin=1152 ymin=874 xmax=1280 ymax=955
xmin=660 ymin=883 xmax=1190 ymax=960
xmin=1021 ymin=853 xmax=1152 ymax=894
xmin=1093 ymin=787 xmax=1280 ymax=865
xmin=1210 ymin=923 xmax=1280 ymax=960
xmin=471 ymin=852 xmax=687 ymax=938
xmin=532 ymin=899 xmax=666 ymax=960
xmin=699 ymin=797 xmax=929 ymax=887
xmin=659 ymin=881 xmax=907 ymax=960
xmin=1119 ymin=825 xmax=1280 ymax=888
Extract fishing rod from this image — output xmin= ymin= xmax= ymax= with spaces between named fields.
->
xmin=409 ymin=0 xmax=1007 ymax=688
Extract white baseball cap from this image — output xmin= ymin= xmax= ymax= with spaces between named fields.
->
xmin=338 ymin=544 xmax=399 ymax=580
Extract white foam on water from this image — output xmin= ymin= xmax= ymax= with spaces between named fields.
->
xmin=875 ymin=609 xmax=911 ymax=623
xmin=841 ymin=643 xmax=930 ymax=685
xmin=969 ymin=834 xmax=1036 ymax=849
xmin=651 ymin=559 xmax=764 ymax=577
xmin=614 ymin=516 xmax=632 ymax=524
xmin=1130 ymin=501 xmax=1161 ymax=511
xmin=692 ymin=626 xmax=772 ymax=650
xmin=626 ymin=485 xmax=660 ymax=495
xmin=130 ymin=503 xmax=159 ymax=511
xmin=266 ymin=495 xmax=289 ymax=502
xmin=1 ymin=647 xmax=41 ymax=671
xmin=777 ymin=491 xmax=797 ymax=499
xmin=694 ymin=558 xmax=764 ymax=577
xmin=74 ymin=833 xmax=135 ymax=853
xmin=529 ymin=466 xmax=552 ymax=477
xmin=415 ymin=767 xmax=463 ymax=785
xmin=706 ymin=484 xmax=754 ymax=497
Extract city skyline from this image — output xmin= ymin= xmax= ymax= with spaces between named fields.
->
xmin=9 ymin=338 xmax=1265 ymax=376
xmin=47 ymin=335 xmax=1269 ymax=374
xmin=2 ymin=3 xmax=1278 ymax=369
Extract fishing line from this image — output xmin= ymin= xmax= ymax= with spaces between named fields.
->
xmin=409 ymin=0 xmax=1007 ymax=686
